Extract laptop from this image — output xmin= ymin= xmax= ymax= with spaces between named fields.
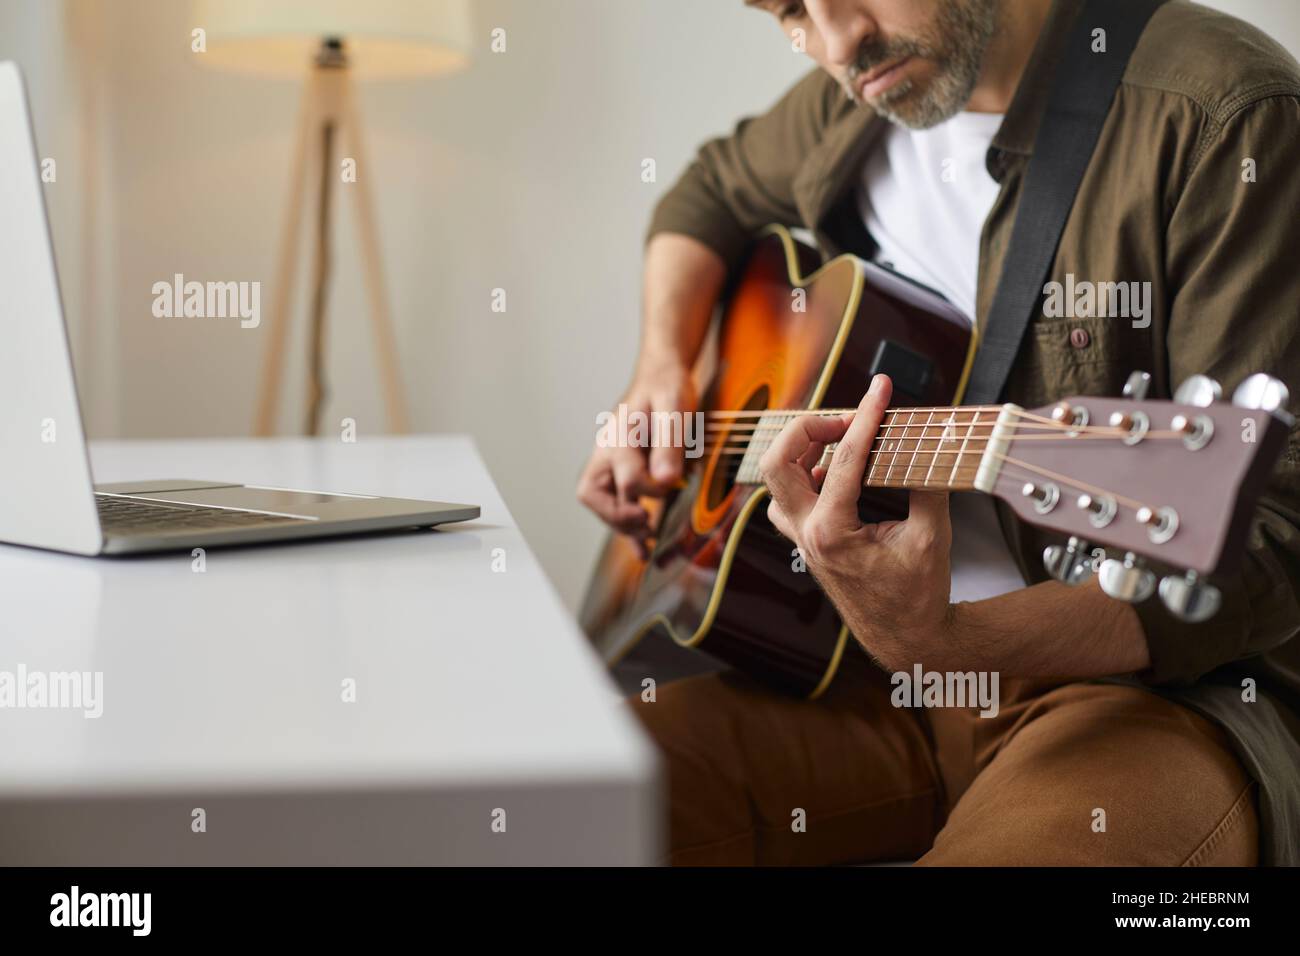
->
xmin=0 ymin=61 xmax=479 ymax=556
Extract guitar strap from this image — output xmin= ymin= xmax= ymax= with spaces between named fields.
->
xmin=962 ymin=0 xmax=1167 ymax=405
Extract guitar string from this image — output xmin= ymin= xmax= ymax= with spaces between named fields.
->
xmin=704 ymin=430 xmax=1185 ymax=453
xmin=704 ymin=424 xmax=1186 ymax=459
xmin=707 ymin=419 xmax=1112 ymax=432
xmin=702 ymin=449 xmax=1153 ymax=514
xmin=708 ymin=403 xmax=1133 ymax=425
xmin=708 ymin=447 xmax=1162 ymax=506
xmin=703 ymin=405 xmax=1005 ymax=417
xmin=628 ymin=405 xmax=1179 ymax=513
xmin=705 ymin=405 xmax=1149 ymax=439
xmin=698 ymin=404 xmax=1185 ymax=452
xmin=707 ymin=418 xmax=1137 ymax=434
xmin=702 ymin=419 xmax=1160 ymax=511
xmin=707 ymin=405 xmax=1097 ymax=421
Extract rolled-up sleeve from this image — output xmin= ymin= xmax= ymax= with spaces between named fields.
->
xmin=1136 ymin=94 xmax=1300 ymax=685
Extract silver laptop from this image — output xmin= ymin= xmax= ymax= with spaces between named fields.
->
xmin=0 ymin=62 xmax=478 ymax=556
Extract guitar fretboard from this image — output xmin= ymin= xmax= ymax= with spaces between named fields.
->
xmin=733 ymin=406 xmax=1005 ymax=491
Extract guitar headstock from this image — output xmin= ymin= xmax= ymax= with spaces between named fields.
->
xmin=986 ymin=372 xmax=1292 ymax=621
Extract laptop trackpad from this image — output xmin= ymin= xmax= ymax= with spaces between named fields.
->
xmin=98 ymin=483 xmax=383 ymax=519
xmin=95 ymin=480 xmax=243 ymax=495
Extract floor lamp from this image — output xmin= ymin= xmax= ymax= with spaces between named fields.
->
xmin=192 ymin=0 xmax=473 ymax=436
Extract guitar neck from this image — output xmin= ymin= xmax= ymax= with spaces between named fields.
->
xmin=733 ymin=405 xmax=1010 ymax=493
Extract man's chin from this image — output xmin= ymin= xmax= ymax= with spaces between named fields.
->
xmin=846 ymin=64 xmax=930 ymax=119
xmin=865 ymin=78 xmax=970 ymax=130
xmin=866 ymin=79 xmax=918 ymax=113
xmin=865 ymin=82 xmax=937 ymax=128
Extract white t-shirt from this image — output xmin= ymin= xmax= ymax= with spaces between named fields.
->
xmin=857 ymin=112 xmax=1027 ymax=604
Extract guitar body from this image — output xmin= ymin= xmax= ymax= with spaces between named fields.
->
xmin=580 ymin=225 xmax=976 ymax=697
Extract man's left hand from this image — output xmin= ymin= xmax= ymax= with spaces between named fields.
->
xmin=759 ymin=373 xmax=960 ymax=672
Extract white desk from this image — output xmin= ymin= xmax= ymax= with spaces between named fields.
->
xmin=0 ymin=436 xmax=661 ymax=864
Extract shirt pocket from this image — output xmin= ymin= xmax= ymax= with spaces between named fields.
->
xmin=1005 ymin=313 xmax=1154 ymax=409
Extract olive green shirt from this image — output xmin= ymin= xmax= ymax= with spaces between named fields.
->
xmin=647 ymin=0 xmax=1300 ymax=864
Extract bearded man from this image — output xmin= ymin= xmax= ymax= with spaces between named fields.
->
xmin=577 ymin=0 xmax=1300 ymax=866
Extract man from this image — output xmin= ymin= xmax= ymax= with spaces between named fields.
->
xmin=577 ymin=0 xmax=1300 ymax=865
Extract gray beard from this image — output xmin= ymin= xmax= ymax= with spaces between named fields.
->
xmin=845 ymin=0 xmax=1000 ymax=130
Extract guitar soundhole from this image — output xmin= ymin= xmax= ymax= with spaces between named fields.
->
xmin=705 ymin=384 xmax=770 ymax=511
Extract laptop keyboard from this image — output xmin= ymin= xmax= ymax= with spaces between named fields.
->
xmin=96 ymin=495 xmax=310 ymax=533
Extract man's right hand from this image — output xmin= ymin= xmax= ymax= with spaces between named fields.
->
xmin=576 ymin=364 xmax=697 ymax=556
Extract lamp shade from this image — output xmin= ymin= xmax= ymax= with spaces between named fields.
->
xmin=191 ymin=0 xmax=473 ymax=77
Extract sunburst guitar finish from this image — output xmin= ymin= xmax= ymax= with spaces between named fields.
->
xmin=579 ymin=225 xmax=976 ymax=697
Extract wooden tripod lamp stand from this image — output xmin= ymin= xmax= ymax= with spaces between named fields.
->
xmin=192 ymin=0 xmax=473 ymax=436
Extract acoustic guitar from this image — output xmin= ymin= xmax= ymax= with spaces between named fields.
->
xmin=579 ymin=224 xmax=1292 ymax=698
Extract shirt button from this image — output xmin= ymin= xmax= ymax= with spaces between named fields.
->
xmin=1070 ymin=328 xmax=1091 ymax=349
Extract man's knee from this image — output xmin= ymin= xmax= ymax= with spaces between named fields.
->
xmin=625 ymin=668 xmax=942 ymax=865
xmin=920 ymin=684 xmax=1259 ymax=866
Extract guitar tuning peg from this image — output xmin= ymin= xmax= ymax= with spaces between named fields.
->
xmin=1043 ymin=536 xmax=1094 ymax=586
xmin=1173 ymin=374 xmax=1222 ymax=407
xmin=1232 ymin=373 xmax=1292 ymax=419
xmin=1097 ymin=552 xmax=1156 ymax=603
xmin=1159 ymin=571 xmax=1222 ymax=623
xmin=1122 ymin=371 xmax=1152 ymax=401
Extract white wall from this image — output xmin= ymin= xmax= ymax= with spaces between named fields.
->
xmin=1 ymin=0 xmax=809 ymax=608
xmin=1204 ymin=0 xmax=1300 ymax=58
xmin=0 ymin=0 xmax=1296 ymax=609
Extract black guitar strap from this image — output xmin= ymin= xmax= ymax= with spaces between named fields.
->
xmin=962 ymin=0 xmax=1167 ymax=405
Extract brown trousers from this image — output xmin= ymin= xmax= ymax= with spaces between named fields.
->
xmin=627 ymin=654 xmax=1258 ymax=866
